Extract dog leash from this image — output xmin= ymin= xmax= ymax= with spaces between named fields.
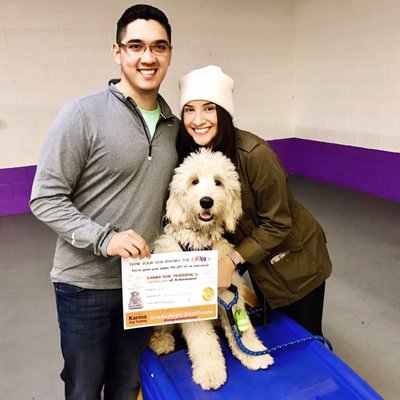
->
xmin=218 ymin=285 xmax=333 ymax=356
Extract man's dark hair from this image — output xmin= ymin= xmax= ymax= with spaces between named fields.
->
xmin=176 ymin=105 xmax=238 ymax=167
xmin=116 ymin=4 xmax=172 ymax=43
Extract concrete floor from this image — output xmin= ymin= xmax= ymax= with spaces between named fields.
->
xmin=0 ymin=176 xmax=398 ymax=399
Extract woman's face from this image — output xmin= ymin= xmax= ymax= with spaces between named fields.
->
xmin=182 ymin=100 xmax=218 ymax=146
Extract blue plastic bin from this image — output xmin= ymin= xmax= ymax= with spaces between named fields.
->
xmin=140 ymin=311 xmax=383 ymax=399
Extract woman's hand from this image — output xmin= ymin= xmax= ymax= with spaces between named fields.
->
xmin=107 ymin=230 xmax=151 ymax=259
xmin=218 ymin=255 xmax=236 ymax=290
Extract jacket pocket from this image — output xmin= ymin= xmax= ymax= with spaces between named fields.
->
xmin=267 ymin=247 xmax=320 ymax=293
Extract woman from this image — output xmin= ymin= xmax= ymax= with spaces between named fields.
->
xmin=177 ymin=65 xmax=332 ymax=336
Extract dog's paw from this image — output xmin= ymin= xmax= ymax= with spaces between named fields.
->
xmin=148 ymin=332 xmax=175 ymax=355
xmin=192 ymin=363 xmax=227 ymax=390
xmin=233 ymin=333 xmax=274 ymax=370
xmin=239 ymin=352 xmax=274 ymax=370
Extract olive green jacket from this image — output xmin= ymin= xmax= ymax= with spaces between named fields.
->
xmin=231 ymin=129 xmax=332 ymax=309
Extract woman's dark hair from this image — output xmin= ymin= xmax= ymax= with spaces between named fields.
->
xmin=116 ymin=4 xmax=172 ymax=43
xmin=176 ymin=105 xmax=237 ymax=166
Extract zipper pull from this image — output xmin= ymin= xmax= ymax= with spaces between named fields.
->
xmin=148 ymin=143 xmax=152 ymax=160
xmin=270 ymin=251 xmax=289 ymax=264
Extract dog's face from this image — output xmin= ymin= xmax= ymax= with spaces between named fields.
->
xmin=166 ymin=149 xmax=242 ymax=232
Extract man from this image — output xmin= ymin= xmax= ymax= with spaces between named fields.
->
xmin=30 ymin=4 xmax=178 ymax=399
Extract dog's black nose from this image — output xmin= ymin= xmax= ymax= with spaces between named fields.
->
xmin=200 ymin=196 xmax=214 ymax=209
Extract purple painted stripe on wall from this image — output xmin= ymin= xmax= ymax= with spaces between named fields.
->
xmin=0 ymin=165 xmax=36 ymax=216
xmin=269 ymin=138 xmax=400 ymax=203
xmin=0 ymin=139 xmax=399 ymax=216
xmin=267 ymin=138 xmax=297 ymax=175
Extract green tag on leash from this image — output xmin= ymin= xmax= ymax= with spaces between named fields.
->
xmin=234 ymin=307 xmax=251 ymax=332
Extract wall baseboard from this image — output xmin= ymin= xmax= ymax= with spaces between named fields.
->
xmin=1 ymin=138 xmax=399 ymax=216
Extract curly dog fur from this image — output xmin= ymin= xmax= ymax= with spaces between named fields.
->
xmin=149 ymin=148 xmax=274 ymax=390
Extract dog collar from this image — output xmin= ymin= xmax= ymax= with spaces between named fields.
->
xmin=179 ymin=243 xmax=212 ymax=252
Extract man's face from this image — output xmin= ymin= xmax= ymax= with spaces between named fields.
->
xmin=112 ymin=19 xmax=172 ymax=99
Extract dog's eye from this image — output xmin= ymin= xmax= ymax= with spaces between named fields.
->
xmin=215 ymin=179 xmax=222 ymax=186
xmin=192 ymin=179 xmax=199 ymax=185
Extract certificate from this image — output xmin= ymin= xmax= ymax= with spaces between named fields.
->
xmin=121 ymin=250 xmax=218 ymax=329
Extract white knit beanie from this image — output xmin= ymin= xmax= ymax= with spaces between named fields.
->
xmin=179 ymin=65 xmax=234 ymax=117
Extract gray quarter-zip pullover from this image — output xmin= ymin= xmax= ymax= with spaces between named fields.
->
xmin=30 ymin=82 xmax=179 ymax=289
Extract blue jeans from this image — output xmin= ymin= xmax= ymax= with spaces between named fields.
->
xmin=54 ymin=283 xmax=152 ymax=400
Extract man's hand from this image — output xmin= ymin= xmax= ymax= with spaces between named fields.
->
xmin=218 ymin=255 xmax=235 ymax=290
xmin=106 ymin=230 xmax=151 ymax=259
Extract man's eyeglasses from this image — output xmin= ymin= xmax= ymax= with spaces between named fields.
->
xmin=118 ymin=41 xmax=171 ymax=56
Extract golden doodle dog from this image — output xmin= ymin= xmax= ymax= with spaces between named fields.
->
xmin=149 ymin=148 xmax=274 ymax=390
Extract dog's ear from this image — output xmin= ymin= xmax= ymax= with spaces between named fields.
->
xmin=225 ymin=186 xmax=243 ymax=233
xmin=165 ymin=189 xmax=186 ymax=225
